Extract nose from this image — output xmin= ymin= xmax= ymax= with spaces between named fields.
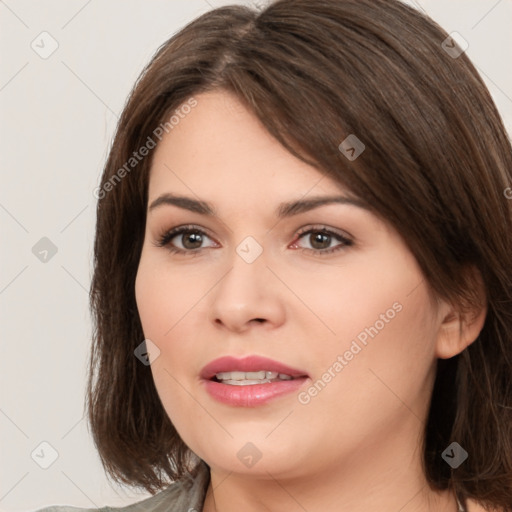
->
xmin=208 ymin=245 xmax=286 ymax=334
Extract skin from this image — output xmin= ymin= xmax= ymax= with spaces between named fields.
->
xmin=135 ymin=90 xmax=488 ymax=512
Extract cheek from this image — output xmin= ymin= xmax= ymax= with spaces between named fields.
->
xmin=290 ymin=284 xmax=437 ymax=463
xmin=135 ymin=252 xmax=201 ymax=339
xmin=134 ymin=254 xmax=206 ymax=382
xmin=301 ymin=248 xmax=438 ymax=392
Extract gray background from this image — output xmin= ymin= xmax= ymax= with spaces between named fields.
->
xmin=1 ymin=0 xmax=511 ymax=510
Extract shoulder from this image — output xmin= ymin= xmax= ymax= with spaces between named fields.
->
xmin=34 ymin=461 xmax=210 ymax=512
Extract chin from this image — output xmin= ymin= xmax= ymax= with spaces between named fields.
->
xmin=191 ymin=436 xmax=310 ymax=478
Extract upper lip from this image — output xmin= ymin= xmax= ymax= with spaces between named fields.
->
xmin=200 ymin=355 xmax=309 ymax=380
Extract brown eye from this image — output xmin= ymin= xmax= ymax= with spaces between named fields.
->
xmin=155 ymin=225 xmax=217 ymax=255
xmin=309 ymin=232 xmax=332 ymax=250
xmin=292 ymin=227 xmax=353 ymax=256
xmin=179 ymin=231 xmax=204 ymax=250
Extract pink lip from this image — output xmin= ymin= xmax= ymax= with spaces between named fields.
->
xmin=200 ymin=355 xmax=309 ymax=407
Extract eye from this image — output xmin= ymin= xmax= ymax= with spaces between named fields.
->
xmin=154 ymin=224 xmax=353 ymax=257
xmin=154 ymin=225 xmax=218 ymax=255
xmin=290 ymin=226 xmax=353 ymax=255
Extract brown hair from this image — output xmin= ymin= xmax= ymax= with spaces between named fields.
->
xmin=87 ymin=0 xmax=512 ymax=509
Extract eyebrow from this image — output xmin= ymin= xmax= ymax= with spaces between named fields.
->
xmin=148 ymin=193 xmax=370 ymax=218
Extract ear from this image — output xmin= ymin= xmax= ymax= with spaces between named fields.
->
xmin=435 ymin=266 xmax=488 ymax=360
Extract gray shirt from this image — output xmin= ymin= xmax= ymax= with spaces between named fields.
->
xmin=35 ymin=461 xmax=210 ymax=512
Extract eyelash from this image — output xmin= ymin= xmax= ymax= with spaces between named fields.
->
xmin=154 ymin=224 xmax=353 ymax=257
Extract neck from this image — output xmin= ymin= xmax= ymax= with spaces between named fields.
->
xmin=201 ymin=431 xmax=459 ymax=512
xmin=203 ymin=471 xmax=458 ymax=512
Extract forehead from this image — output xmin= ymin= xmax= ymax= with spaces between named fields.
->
xmin=148 ymin=90 xmax=348 ymax=203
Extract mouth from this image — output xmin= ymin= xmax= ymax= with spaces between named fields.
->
xmin=200 ymin=355 xmax=309 ymax=407
xmin=212 ymin=370 xmax=297 ymax=385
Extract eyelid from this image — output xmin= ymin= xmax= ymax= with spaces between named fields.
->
xmin=294 ymin=224 xmax=352 ymax=242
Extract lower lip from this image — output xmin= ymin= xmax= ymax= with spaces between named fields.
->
xmin=203 ymin=378 xmax=309 ymax=407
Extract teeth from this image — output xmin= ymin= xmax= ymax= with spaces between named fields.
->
xmin=215 ymin=370 xmax=294 ymax=383
xmin=223 ymin=379 xmax=273 ymax=386
xmin=217 ymin=371 xmax=247 ymax=380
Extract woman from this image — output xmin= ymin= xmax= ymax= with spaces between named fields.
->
xmin=39 ymin=0 xmax=512 ymax=510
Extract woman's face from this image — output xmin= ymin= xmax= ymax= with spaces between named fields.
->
xmin=135 ymin=90 xmax=450 ymax=479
